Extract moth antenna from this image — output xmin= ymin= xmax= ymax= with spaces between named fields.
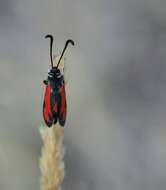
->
xmin=45 ymin=34 xmax=54 ymax=68
xmin=56 ymin=39 xmax=74 ymax=69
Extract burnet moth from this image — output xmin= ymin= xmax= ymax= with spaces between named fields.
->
xmin=43 ymin=34 xmax=74 ymax=127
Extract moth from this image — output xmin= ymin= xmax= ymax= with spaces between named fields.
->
xmin=43 ymin=34 xmax=74 ymax=127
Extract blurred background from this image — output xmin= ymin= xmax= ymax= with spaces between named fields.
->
xmin=0 ymin=0 xmax=166 ymax=189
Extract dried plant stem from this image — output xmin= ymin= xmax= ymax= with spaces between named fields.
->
xmin=39 ymin=124 xmax=65 ymax=190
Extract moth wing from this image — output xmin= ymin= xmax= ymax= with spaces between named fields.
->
xmin=43 ymin=83 xmax=54 ymax=127
xmin=58 ymin=82 xmax=67 ymax=126
xmin=51 ymin=90 xmax=59 ymax=125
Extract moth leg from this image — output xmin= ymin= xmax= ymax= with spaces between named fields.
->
xmin=43 ymin=80 xmax=48 ymax=85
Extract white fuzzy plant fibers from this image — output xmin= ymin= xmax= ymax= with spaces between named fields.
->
xmin=39 ymin=125 xmax=65 ymax=190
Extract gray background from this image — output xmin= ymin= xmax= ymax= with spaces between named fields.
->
xmin=0 ymin=0 xmax=166 ymax=189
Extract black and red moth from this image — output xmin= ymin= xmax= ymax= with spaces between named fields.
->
xmin=43 ymin=34 xmax=74 ymax=127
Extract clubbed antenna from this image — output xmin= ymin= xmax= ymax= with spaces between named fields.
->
xmin=45 ymin=34 xmax=54 ymax=68
xmin=56 ymin=39 xmax=75 ymax=69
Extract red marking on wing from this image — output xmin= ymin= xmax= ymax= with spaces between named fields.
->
xmin=43 ymin=83 xmax=53 ymax=127
xmin=59 ymin=82 xmax=67 ymax=126
xmin=53 ymin=98 xmax=58 ymax=113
